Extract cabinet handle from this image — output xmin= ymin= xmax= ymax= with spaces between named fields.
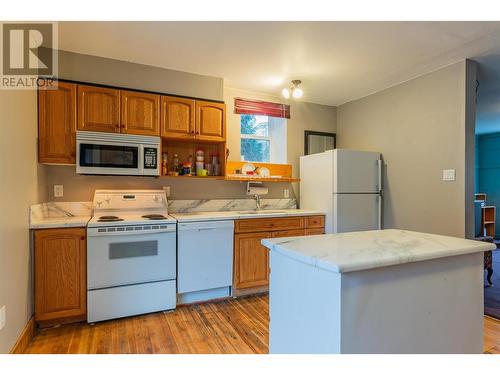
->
xmin=80 ymin=236 xmax=85 ymax=240
xmin=191 ymin=130 xmax=195 ymax=134
xmin=196 ymin=131 xmax=200 ymax=135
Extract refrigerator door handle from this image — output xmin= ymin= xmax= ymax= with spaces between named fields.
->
xmin=377 ymin=194 xmax=383 ymax=230
xmin=376 ymin=159 xmax=383 ymax=193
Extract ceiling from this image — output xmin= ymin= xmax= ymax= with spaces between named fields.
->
xmin=58 ymin=22 xmax=500 ymax=106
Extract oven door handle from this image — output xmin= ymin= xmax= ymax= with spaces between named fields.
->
xmin=87 ymin=227 xmax=176 ymax=237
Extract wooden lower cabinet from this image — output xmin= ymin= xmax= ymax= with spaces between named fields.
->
xmin=234 ymin=232 xmax=272 ymax=289
xmin=233 ymin=215 xmax=325 ymax=295
xmin=305 ymin=228 xmax=325 ymax=235
xmin=34 ymin=228 xmax=87 ymax=326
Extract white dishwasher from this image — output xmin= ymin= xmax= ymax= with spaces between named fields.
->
xmin=177 ymin=220 xmax=234 ymax=302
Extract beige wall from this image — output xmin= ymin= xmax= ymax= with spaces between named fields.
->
xmin=57 ymin=49 xmax=224 ymax=101
xmin=42 ymin=165 xmax=293 ymax=201
xmin=337 ymin=61 xmax=473 ymax=237
xmin=0 ymin=89 xmax=41 ymax=353
xmin=224 ymin=87 xmax=337 ymax=199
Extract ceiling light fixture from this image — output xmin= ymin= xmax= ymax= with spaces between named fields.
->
xmin=282 ymin=80 xmax=303 ymax=99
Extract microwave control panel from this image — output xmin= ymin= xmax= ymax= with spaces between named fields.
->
xmin=144 ymin=147 xmax=158 ymax=169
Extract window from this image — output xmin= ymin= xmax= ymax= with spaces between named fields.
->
xmin=240 ymin=114 xmax=286 ymax=163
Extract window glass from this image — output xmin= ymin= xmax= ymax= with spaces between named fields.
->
xmin=240 ymin=114 xmax=286 ymax=163
xmin=241 ymin=138 xmax=270 ymax=162
xmin=240 ymin=114 xmax=269 ymax=136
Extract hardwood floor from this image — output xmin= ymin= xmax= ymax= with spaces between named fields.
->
xmin=484 ymin=316 xmax=500 ymax=354
xmin=23 ymin=294 xmax=500 ymax=354
xmin=25 ymin=295 xmax=268 ymax=354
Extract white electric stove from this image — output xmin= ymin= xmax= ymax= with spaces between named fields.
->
xmin=87 ymin=190 xmax=177 ymax=323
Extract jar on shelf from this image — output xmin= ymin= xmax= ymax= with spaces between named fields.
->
xmin=161 ymin=153 xmax=168 ymax=175
xmin=172 ymin=154 xmax=180 ymax=173
xmin=180 ymin=162 xmax=192 ymax=176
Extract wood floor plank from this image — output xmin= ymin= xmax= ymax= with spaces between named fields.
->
xmin=23 ymin=295 xmax=500 ymax=354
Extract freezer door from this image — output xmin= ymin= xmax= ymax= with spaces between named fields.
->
xmin=333 ymin=194 xmax=380 ymax=233
xmin=334 ymin=149 xmax=381 ymax=193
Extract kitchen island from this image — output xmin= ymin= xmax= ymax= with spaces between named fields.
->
xmin=262 ymin=229 xmax=495 ymax=354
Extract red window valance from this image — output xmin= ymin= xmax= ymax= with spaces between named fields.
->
xmin=234 ymin=97 xmax=290 ymax=119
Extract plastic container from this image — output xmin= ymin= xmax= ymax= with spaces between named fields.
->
xmin=196 ymin=149 xmax=204 ymax=162
xmin=196 ymin=161 xmax=204 ymax=175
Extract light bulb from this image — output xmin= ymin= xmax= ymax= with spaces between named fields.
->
xmin=282 ymin=88 xmax=290 ymax=99
xmin=292 ymin=87 xmax=303 ymax=98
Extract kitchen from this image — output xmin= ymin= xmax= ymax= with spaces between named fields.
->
xmin=2 ymin=14 xmax=500 ymax=373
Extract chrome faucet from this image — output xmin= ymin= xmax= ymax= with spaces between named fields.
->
xmin=254 ymin=194 xmax=261 ymax=210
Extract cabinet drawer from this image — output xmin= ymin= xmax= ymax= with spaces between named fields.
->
xmin=305 ymin=215 xmax=325 ymax=228
xmin=272 ymin=229 xmax=306 ymax=238
xmin=235 ymin=216 xmax=305 ymax=233
xmin=305 ymin=228 xmax=325 ymax=235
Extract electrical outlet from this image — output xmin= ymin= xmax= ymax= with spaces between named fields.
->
xmin=163 ymin=186 xmax=171 ymax=197
xmin=54 ymin=185 xmax=64 ymax=197
xmin=0 ymin=305 xmax=6 ymax=331
xmin=284 ymin=189 xmax=290 ymax=198
xmin=442 ymin=169 xmax=456 ymax=182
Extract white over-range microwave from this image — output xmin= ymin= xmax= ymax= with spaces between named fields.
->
xmin=76 ymin=131 xmax=160 ymax=176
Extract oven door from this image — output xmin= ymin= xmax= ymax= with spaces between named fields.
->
xmin=87 ymin=227 xmax=176 ymax=290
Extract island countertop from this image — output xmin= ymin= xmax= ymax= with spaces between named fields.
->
xmin=262 ymin=229 xmax=495 ymax=273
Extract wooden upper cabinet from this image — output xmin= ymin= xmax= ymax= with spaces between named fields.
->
xmin=121 ymin=90 xmax=160 ymax=136
xmin=38 ymin=81 xmax=77 ymax=164
xmin=234 ymin=232 xmax=271 ymax=289
xmin=77 ymin=85 xmax=120 ymax=133
xmin=195 ymin=100 xmax=226 ymax=141
xmin=34 ymin=228 xmax=86 ymax=325
xmin=161 ymin=96 xmax=195 ymax=139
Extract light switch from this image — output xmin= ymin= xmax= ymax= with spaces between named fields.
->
xmin=284 ymin=189 xmax=290 ymax=198
xmin=54 ymin=185 xmax=64 ymax=197
xmin=442 ymin=169 xmax=456 ymax=181
xmin=0 ymin=305 xmax=5 ymax=331
xmin=163 ymin=186 xmax=171 ymax=197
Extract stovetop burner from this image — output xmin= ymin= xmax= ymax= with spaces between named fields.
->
xmin=98 ymin=215 xmax=124 ymax=222
xmin=142 ymin=214 xmax=167 ymax=220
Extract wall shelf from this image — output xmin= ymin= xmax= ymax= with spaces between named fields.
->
xmin=160 ymin=175 xmax=224 ymax=180
xmin=224 ymin=176 xmax=300 ymax=183
xmin=225 ymin=161 xmax=299 ymax=183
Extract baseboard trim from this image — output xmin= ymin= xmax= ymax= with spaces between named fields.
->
xmin=9 ymin=316 xmax=36 ymax=354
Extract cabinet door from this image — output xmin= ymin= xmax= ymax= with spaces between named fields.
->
xmin=234 ymin=232 xmax=272 ymax=289
xmin=34 ymin=228 xmax=86 ymax=324
xmin=161 ymin=96 xmax=195 ymax=139
xmin=38 ymin=82 xmax=77 ymax=164
xmin=195 ymin=101 xmax=226 ymax=141
xmin=77 ymin=85 xmax=120 ymax=133
xmin=121 ymin=90 xmax=160 ymax=136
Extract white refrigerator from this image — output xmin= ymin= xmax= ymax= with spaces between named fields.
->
xmin=300 ymin=149 xmax=382 ymax=234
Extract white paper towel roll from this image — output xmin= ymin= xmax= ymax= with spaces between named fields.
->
xmin=246 ymin=185 xmax=268 ymax=195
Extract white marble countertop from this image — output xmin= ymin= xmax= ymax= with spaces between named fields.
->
xmin=170 ymin=209 xmax=324 ymax=222
xmin=30 ymin=202 xmax=92 ymax=229
xmin=262 ymin=229 xmax=496 ymax=273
